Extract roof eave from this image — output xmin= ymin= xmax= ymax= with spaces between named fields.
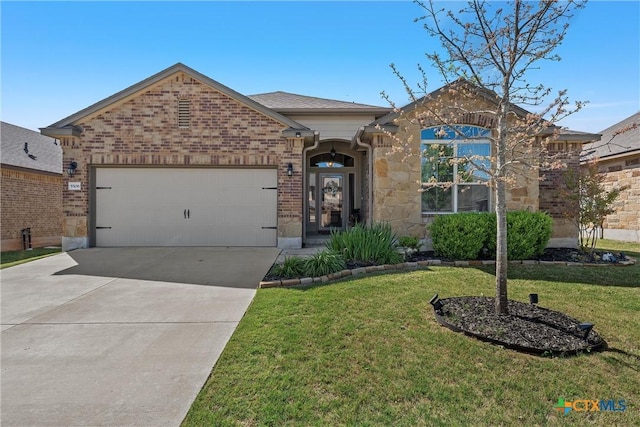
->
xmin=554 ymin=133 xmax=602 ymax=142
xmin=581 ymin=148 xmax=640 ymax=163
xmin=0 ymin=162 xmax=62 ymax=176
xmin=537 ymin=127 xmax=602 ymax=142
xmin=281 ymin=129 xmax=317 ymax=138
xmin=40 ymin=125 xmax=83 ymax=138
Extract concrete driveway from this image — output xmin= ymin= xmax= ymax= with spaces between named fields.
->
xmin=1 ymin=247 xmax=280 ymax=426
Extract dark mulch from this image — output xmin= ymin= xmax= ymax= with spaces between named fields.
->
xmin=433 ymin=296 xmax=606 ymax=356
xmin=265 ymin=248 xmax=630 ymax=280
xmin=407 ymin=247 xmax=630 ymax=263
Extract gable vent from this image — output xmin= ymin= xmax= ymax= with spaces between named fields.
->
xmin=178 ymin=98 xmax=191 ymax=128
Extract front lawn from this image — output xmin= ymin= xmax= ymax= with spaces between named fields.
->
xmin=1 ymin=247 xmax=62 ymax=269
xmin=183 ymin=240 xmax=639 ymax=426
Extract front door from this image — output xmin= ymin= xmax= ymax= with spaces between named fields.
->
xmin=319 ymin=173 xmax=345 ymax=231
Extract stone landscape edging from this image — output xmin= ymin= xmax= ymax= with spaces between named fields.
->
xmin=258 ymin=256 xmax=636 ymax=288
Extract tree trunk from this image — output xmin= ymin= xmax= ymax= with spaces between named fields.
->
xmin=495 ymin=178 xmax=509 ymax=314
xmin=495 ymin=99 xmax=509 ymax=315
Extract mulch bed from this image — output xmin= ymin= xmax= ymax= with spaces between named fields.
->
xmin=432 ymin=296 xmax=606 ymax=356
xmin=407 ymin=247 xmax=631 ymax=264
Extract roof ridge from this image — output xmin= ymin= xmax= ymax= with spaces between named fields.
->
xmin=249 ymin=91 xmax=388 ymax=109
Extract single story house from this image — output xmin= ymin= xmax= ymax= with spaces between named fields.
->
xmin=1 ymin=121 xmax=62 ymax=251
xmin=581 ymin=112 xmax=640 ymax=242
xmin=40 ymin=63 xmax=598 ymax=251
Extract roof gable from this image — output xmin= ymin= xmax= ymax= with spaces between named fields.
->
xmin=371 ymin=79 xmax=531 ymax=127
xmin=43 ymin=63 xmax=308 ymax=133
xmin=1 ymin=121 xmax=62 ymax=174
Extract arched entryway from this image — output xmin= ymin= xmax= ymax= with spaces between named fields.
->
xmin=305 ymin=140 xmax=363 ymax=238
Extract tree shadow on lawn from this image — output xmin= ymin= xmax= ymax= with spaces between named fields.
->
xmin=602 ymin=347 xmax=640 ymax=372
xmin=475 ymin=262 xmax=640 ymax=288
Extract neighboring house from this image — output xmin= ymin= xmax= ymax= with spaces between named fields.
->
xmin=581 ymin=112 xmax=640 ymax=242
xmin=1 ymin=121 xmax=62 ymax=251
xmin=40 ymin=63 xmax=598 ymax=251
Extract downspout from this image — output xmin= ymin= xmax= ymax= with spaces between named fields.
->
xmin=302 ymin=131 xmax=320 ymax=245
xmin=354 ymin=127 xmax=373 ymax=226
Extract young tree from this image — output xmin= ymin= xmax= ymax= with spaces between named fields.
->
xmin=562 ymin=160 xmax=629 ymax=253
xmin=383 ymin=0 xmax=587 ymax=314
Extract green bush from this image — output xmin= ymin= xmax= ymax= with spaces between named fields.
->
xmin=398 ymin=236 xmax=420 ymax=250
xmin=429 ymin=213 xmax=492 ymax=260
xmin=303 ymin=250 xmax=346 ymax=277
xmin=430 ymin=211 xmax=553 ymax=260
xmin=485 ymin=211 xmax=552 ymax=260
xmin=327 ymin=222 xmax=403 ymax=265
xmin=271 ymin=256 xmax=306 ymax=279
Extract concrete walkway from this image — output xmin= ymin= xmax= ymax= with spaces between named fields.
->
xmin=1 ymin=247 xmax=279 ymax=426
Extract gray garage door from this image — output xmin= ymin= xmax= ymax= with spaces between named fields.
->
xmin=95 ymin=168 xmax=277 ymax=246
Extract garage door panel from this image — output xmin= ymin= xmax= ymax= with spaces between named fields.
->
xmin=95 ymin=168 xmax=277 ymax=247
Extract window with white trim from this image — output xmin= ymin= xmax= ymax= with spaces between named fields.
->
xmin=421 ymin=125 xmax=492 ymax=213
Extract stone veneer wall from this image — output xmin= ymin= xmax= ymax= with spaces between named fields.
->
xmin=597 ymin=154 xmax=640 ymax=242
xmin=371 ymin=107 xmax=541 ymax=244
xmin=1 ymin=166 xmax=62 ymax=251
xmin=58 ymin=71 xmax=303 ymax=249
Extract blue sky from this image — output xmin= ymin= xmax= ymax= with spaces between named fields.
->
xmin=1 ymin=1 xmax=638 ymax=133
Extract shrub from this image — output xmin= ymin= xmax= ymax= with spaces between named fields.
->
xmin=429 ymin=213 xmax=492 ymax=260
xmin=271 ymin=256 xmax=306 ymax=279
xmin=327 ymin=222 xmax=403 ymax=265
xmin=303 ymin=250 xmax=346 ymax=277
xmin=485 ymin=211 xmax=552 ymax=260
xmin=398 ymin=236 xmax=420 ymax=250
xmin=430 ymin=211 xmax=553 ymax=260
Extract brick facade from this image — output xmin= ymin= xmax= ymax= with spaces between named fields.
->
xmin=1 ymin=166 xmax=62 ymax=251
xmin=56 ymin=71 xmax=303 ymax=249
xmin=538 ymin=150 xmax=581 ymax=246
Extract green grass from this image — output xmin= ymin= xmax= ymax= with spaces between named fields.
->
xmin=184 ymin=239 xmax=639 ymax=426
xmin=1 ymin=247 xmax=62 ymax=269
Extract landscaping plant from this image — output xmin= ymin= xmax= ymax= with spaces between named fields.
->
xmin=484 ymin=211 xmax=553 ymax=260
xmin=302 ymin=250 xmax=346 ymax=278
xmin=561 ymin=160 xmax=629 ymax=253
xmin=327 ymin=222 xmax=403 ymax=265
xmin=429 ymin=213 xmax=492 ymax=260
xmin=270 ymin=256 xmax=306 ymax=279
xmin=430 ymin=211 xmax=552 ymax=261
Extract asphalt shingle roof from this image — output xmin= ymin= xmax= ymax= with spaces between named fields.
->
xmin=582 ymin=112 xmax=640 ymax=159
xmin=248 ymin=91 xmax=390 ymax=112
xmin=1 ymin=121 xmax=62 ymax=174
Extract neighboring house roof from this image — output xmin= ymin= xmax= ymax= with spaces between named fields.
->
xmin=41 ymin=63 xmax=309 ymax=138
xmin=1 ymin=121 xmax=62 ymax=174
xmin=249 ymin=91 xmax=391 ymax=115
xmin=582 ymin=112 xmax=640 ymax=160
